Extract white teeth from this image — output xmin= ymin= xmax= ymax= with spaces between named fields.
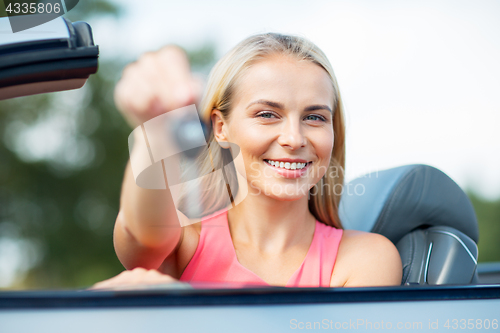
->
xmin=266 ymin=160 xmax=308 ymax=170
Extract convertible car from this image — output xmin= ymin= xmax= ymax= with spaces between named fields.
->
xmin=0 ymin=16 xmax=499 ymax=333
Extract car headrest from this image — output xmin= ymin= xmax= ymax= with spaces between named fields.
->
xmin=396 ymin=226 xmax=478 ymax=285
xmin=339 ymin=164 xmax=479 ymax=244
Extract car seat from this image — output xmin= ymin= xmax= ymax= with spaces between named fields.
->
xmin=339 ymin=164 xmax=479 ymax=285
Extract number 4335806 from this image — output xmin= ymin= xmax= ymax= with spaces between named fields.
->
xmin=444 ymin=319 xmax=498 ymax=330
xmin=5 ymin=2 xmax=62 ymax=14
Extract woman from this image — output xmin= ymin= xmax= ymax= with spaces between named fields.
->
xmin=94 ymin=33 xmax=402 ymax=289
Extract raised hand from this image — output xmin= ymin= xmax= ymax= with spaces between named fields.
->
xmin=114 ymin=45 xmax=204 ymax=128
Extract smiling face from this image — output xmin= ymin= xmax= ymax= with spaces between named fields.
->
xmin=212 ymin=54 xmax=335 ymax=201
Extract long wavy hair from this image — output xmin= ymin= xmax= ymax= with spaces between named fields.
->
xmin=183 ymin=33 xmax=345 ymax=228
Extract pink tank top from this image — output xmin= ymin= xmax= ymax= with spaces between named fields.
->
xmin=179 ymin=209 xmax=343 ymax=287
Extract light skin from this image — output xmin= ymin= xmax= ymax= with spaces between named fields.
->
xmin=94 ymin=47 xmax=402 ymax=290
xmin=212 ymin=54 xmax=335 ymax=285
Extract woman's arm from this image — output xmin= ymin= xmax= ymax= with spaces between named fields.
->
xmin=331 ymin=230 xmax=403 ymax=287
xmin=113 ymin=46 xmax=203 ymax=272
xmin=113 ymin=161 xmax=182 ymax=270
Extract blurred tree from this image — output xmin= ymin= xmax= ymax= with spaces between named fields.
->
xmin=0 ymin=0 xmax=216 ymax=289
xmin=0 ymin=0 xmax=125 ymax=289
xmin=468 ymin=192 xmax=500 ymax=263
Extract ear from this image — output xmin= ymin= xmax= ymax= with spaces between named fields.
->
xmin=211 ymin=109 xmax=230 ymax=149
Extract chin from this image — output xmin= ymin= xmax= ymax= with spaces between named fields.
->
xmin=272 ymin=194 xmax=306 ymax=202
xmin=259 ymin=182 xmax=313 ymax=201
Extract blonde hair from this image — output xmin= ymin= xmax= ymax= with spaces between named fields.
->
xmin=191 ymin=33 xmax=345 ymax=228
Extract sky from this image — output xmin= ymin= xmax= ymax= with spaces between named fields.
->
xmin=91 ymin=0 xmax=500 ymax=199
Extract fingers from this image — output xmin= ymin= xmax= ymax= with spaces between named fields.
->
xmin=156 ymin=46 xmax=195 ymax=109
xmin=114 ymin=45 xmax=203 ymax=128
xmin=90 ymin=268 xmax=179 ymax=290
xmin=114 ymin=68 xmax=157 ymax=125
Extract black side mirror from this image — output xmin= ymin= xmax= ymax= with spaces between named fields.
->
xmin=0 ymin=16 xmax=98 ymax=100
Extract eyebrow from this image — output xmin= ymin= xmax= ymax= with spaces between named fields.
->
xmin=246 ymin=99 xmax=332 ymax=113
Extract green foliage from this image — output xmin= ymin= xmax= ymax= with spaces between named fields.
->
xmin=0 ymin=0 xmax=217 ymax=289
xmin=64 ymin=0 xmax=121 ymax=21
xmin=186 ymin=42 xmax=217 ymax=75
xmin=0 ymin=0 xmax=127 ymax=289
xmin=467 ymin=192 xmax=500 ymax=263
xmin=0 ymin=61 xmax=131 ymax=289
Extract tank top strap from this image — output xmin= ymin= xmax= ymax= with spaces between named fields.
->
xmin=287 ymin=221 xmax=343 ymax=287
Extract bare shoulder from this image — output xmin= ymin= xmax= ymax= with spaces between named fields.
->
xmin=330 ymin=230 xmax=402 ymax=287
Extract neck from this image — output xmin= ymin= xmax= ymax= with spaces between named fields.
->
xmin=227 ymin=189 xmax=316 ymax=254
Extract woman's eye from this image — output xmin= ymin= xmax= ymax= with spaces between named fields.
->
xmin=304 ymin=114 xmax=326 ymax=122
xmin=257 ymin=112 xmax=277 ymax=119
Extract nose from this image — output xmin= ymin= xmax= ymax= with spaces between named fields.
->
xmin=277 ymin=119 xmax=306 ymax=150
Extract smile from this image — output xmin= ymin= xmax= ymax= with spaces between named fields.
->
xmin=264 ymin=159 xmax=312 ymax=170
